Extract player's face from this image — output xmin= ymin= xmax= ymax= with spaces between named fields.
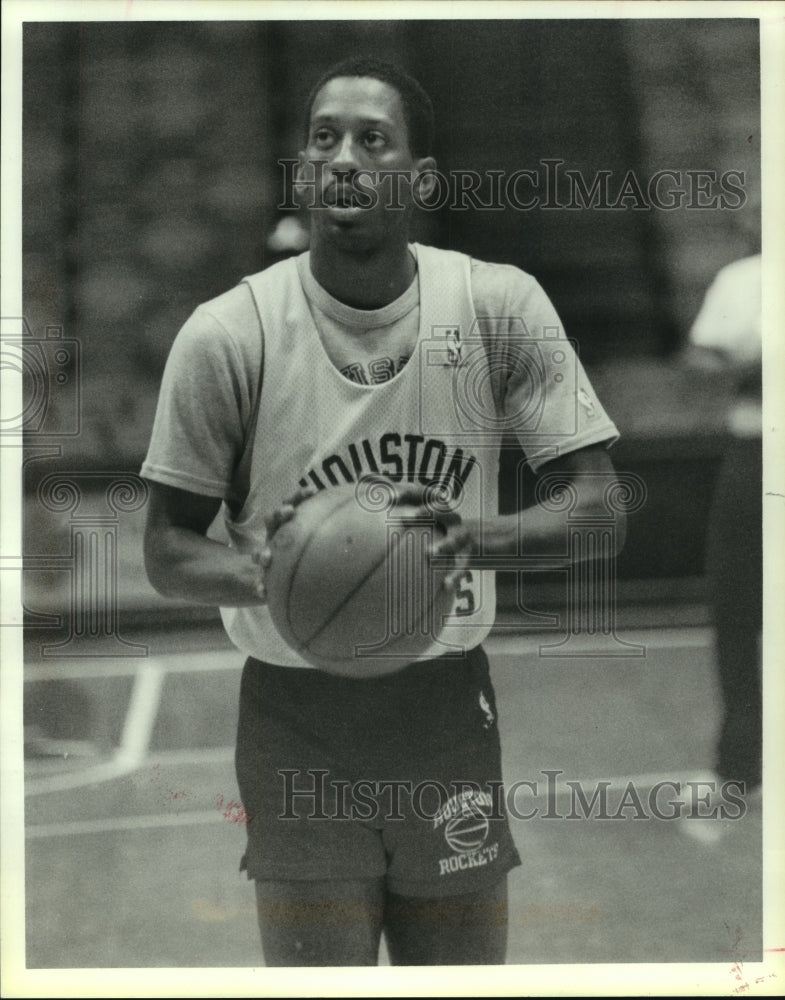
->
xmin=298 ymin=76 xmax=434 ymax=250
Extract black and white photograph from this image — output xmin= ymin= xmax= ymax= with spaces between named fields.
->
xmin=2 ymin=0 xmax=783 ymax=994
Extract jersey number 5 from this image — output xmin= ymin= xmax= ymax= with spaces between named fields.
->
xmin=454 ymin=570 xmax=476 ymax=617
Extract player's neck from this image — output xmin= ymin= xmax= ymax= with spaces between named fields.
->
xmin=308 ymin=240 xmax=416 ymax=310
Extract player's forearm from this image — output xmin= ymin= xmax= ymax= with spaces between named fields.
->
xmin=464 ymin=510 xmax=575 ymax=567
xmin=485 ymin=510 xmax=572 ymax=564
xmin=462 ymin=500 xmax=626 ymax=568
xmin=145 ymin=528 xmax=264 ymax=607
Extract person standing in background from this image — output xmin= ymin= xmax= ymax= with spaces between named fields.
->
xmin=684 ymin=253 xmax=762 ymax=797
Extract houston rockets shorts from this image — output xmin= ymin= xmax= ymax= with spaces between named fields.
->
xmin=235 ymin=646 xmax=521 ymax=898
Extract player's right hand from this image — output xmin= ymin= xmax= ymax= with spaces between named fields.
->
xmin=263 ymin=485 xmax=317 ymax=540
xmin=251 ymin=548 xmax=271 ymax=603
xmin=253 ymin=486 xmax=317 ymax=602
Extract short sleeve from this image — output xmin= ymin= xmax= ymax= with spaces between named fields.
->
xmin=471 ymin=261 xmax=619 ymax=470
xmin=141 ymin=288 xmax=261 ymax=497
xmin=688 ymin=255 xmax=761 ymax=366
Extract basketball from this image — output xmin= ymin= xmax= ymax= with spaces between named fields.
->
xmin=264 ymin=480 xmax=455 ymax=677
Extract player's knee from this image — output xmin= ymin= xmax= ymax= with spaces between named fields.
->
xmin=385 ymin=877 xmax=509 ymax=965
xmin=254 ymin=879 xmax=385 ymax=966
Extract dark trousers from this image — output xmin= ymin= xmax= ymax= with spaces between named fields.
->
xmin=705 ymin=435 xmax=762 ymax=789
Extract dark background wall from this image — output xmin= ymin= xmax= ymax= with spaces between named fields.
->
xmin=21 ymin=18 xmax=761 ymax=589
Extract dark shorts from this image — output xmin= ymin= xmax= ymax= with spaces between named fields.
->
xmin=235 ymin=646 xmax=521 ymax=897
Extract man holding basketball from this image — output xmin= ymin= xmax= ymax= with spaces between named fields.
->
xmin=142 ymin=58 xmax=621 ymax=966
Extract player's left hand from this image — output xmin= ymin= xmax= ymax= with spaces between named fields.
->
xmin=431 ymin=517 xmax=479 ymax=592
xmin=359 ymin=476 xmax=477 ymax=592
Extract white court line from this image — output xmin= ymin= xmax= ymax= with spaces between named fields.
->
xmin=25 ymin=659 xmax=164 ymax=797
xmin=24 ymin=770 xmax=723 ymax=840
xmin=26 ymin=809 xmax=224 ymax=840
xmin=23 ymin=759 xmax=150 ymax=799
xmin=23 ymin=627 xmax=713 ymax=683
xmin=114 ymin=659 xmax=166 ymax=768
xmin=146 ymin=746 xmax=235 ymax=767
xmin=24 ymin=652 xmax=241 ymax=683
xmin=511 ymin=770 xmax=720 ymax=797
xmin=23 ymin=629 xmax=713 ymax=797
xmin=484 ymin=626 xmax=712 ymax=657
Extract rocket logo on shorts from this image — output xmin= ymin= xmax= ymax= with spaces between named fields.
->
xmin=434 ymin=789 xmax=500 ymax=877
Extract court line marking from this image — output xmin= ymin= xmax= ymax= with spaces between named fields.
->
xmin=23 ymin=630 xmax=714 ymax=798
xmin=26 ymin=809 xmax=224 ymax=839
xmin=24 ymin=770 xmax=724 ymax=840
xmin=25 ymin=659 xmax=164 ymax=797
xmin=114 ymin=658 xmax=165 ymax=768
xmin=23 ymin=652 xmax=241 ymax=682
xmin=23 ymin=759 xmax=146 ymax=798
xmin=23 ymin=627 xmax=713 ymax=683
xmin=484 ymin=627 xmax=712 ymax=657
xmin=146 ymin=746 xmax=235 ymax=767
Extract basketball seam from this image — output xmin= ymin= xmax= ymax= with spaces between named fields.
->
xmin=298 ymin=529 xmax=405 ymax=653
xmin=306 ymin=546 xmax=448 ymax=664
xmin=284 ymin=492 xmax=403 ymax=653
xmin=284 ymin=493 xmax=445 ymax=663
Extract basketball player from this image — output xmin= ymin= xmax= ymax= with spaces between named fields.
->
xmin=141 ymin=58 xmax=622 ymax=966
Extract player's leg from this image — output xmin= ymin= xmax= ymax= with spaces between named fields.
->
xmin=705 ymin=436 xmax=763 ymax=791
xmin=254 ymin=878 xmax=385 ymax=966
xmin=714 ymin=623 xmax=762 ymax=789
xmin=384 ymin=876 xmax=508 ymax=966
xmin=379 ymin=647 xmax=519 ymax=965
xmin=236 ymin=659 xmax=390 ymax=965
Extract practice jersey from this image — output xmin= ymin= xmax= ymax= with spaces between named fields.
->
xmin=142 ymin=243 xmax=619 ymax=668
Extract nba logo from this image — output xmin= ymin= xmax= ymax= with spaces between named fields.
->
xmin=445 ymin=328 xmax=462 ymax=366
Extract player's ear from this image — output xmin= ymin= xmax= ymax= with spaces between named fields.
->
xmin=412 ymin=156 xmax=438 ymax=204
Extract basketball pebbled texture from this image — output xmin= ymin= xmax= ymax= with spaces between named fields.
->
xmin=265 ymin=482 xmax=454 ymax=677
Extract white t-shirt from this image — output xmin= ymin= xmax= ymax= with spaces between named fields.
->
xmin=142 ymin=244 xmax=619 ymax=666
xmin=688 ymin=254 xmax=761 ymax=438
xmin=143 ymin=248 xmax=618 ymax=496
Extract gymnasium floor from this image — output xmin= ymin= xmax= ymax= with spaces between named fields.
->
xmin=17 ymin=618 xmax=777 ymax=993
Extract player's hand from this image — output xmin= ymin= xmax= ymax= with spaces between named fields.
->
xmin=263 ymin=485 xmax=317 ymax=540
xmin=251 ymin=548 xmax=271 ymax=603
xmin=386 ymin=480 xmax=460 ymax=522
xmin=384 ymin=479 xmax=478 ymax=593
xmin=431 ymin=517 xmax=479 ymax=593
xmin=371 ymin=479 xmax=426 ymax=512
xmin=253 ymin=486 xmax=317 ymax=602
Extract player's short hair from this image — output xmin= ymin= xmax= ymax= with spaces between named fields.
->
xmin=303 ymin=57 xmax=435 ymax=158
